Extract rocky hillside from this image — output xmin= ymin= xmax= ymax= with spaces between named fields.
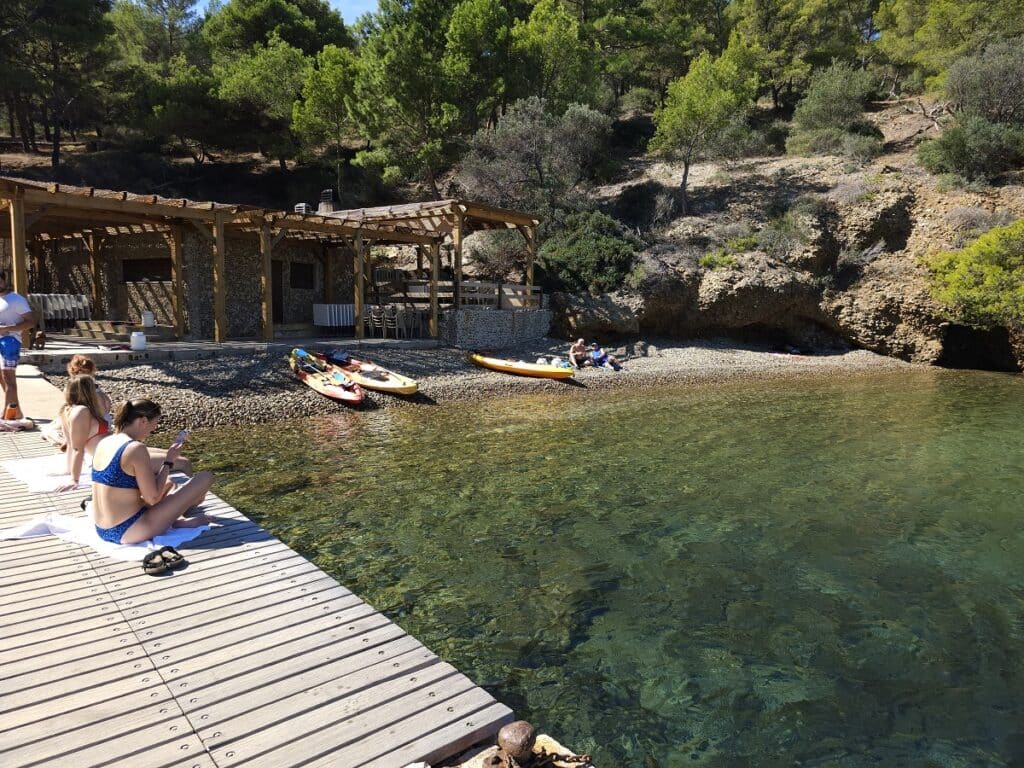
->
xmin=552 ymin=103 xmax=1024 ymax=371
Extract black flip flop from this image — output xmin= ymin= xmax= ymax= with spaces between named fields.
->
xmin=157 ymin=546 xmax=187 ymax=570
xmin=142 ymin=550 xmax=169 ymax=576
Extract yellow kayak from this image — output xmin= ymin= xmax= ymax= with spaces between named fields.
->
xmin=468 ymin=353 xmax=575 ymax=380
xmin=315 ymin=350 xmax=419 ymax=396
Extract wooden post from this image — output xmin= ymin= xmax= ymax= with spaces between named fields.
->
xmin=452 ymin=213 xmax=463 ymax=309
xmin=259 ymin=224 xmax=274 ymax=341
xmin=524 ymin=224 xmax=536 ymax=306
xmin=9 ymin=190 xmax=28 ymax=296
xmin=354 ymin=234 xmax=365 ymax=340
xmin=416 ymin=245 xmax=424 ymax=276
xmin=85 ymin=233 xmax=105 ymax=319
xmin=212 ymin=214 xmax=226 ymax=342
xmin=429 ymin=240 xmax=440 ymax=339
xmin=165 ymin=226 xmax=185 ymax=338
xmin=324 ymin=245 xmax=335 ymax=304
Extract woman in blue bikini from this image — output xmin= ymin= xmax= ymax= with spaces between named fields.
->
xmin=92 ymin=399 xmax=214 ymax=545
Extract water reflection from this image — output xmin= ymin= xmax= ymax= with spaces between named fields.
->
xmin=190 ymin=369 xmax=1024 ymax=766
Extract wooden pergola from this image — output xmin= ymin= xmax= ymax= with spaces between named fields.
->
xmin=0 ymin=177 xmax=540 ymax=342
xmin=327 ymin=200 xmax=541 ymax=340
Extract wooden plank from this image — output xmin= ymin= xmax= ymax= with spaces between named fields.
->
xmin=10 ymin=189 xmax=29 ymax=296
xmin=260 ymin=224 xmax=274 ymax=341
xmin=354 ymin=234 xmax=365 ymax=340
xmin=430 ymin=241 xmax=440 ymax=339
xmin=0 ymin=432 xmax=513 ymax=768
xmin=213 ymin=214 xmax=226 ymax=342
xmin=167 ymin=225 xmax=186 ymax=338
xmin=453 ymin=212 xmax=463 ymax=309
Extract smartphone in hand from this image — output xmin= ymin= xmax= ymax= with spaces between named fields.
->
xmin=172 ymin=429 xmax=189 ymax=447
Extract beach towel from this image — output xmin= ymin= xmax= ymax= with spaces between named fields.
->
xmin=0 ymin=508 xmax=211 ymax=562
xmin=0 ymin=453 xmax=90 ymax=493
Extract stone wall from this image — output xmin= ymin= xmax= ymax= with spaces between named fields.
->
xmin=38 ymin=230 xmax=352 ymax=339
xmin=440 ymin=307 xmax=552 ymax=349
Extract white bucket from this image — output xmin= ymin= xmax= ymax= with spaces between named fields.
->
xmin=130 ymin=331 xmax=147 ymax=351
xmin=141 ymin=311 xmax=155 ymax=328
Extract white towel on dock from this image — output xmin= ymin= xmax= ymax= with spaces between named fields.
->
xmin=0 ymin=510 xmax=210 ymax=561
xmin=0 ymin=453 xmax=90 ymax=493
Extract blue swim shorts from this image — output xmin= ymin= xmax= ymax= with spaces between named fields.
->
xmin=0 ymin=336 xmax=20 ymax=370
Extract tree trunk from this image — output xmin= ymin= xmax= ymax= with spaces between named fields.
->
xmin=278 ymin=157 xmax=287 ymax=171
xmin=51 ymin=120 xmax=61 ymax=170
xmin=679 ymin=159 xmax=690 ymax=215
xmin=4 ymin=93 xmax=15 ymax=139
xmin=15 ymin=98 xmax=33 ymax=152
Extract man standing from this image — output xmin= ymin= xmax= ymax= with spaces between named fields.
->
xmin=0 ymin=270 xmax=35 ymax=419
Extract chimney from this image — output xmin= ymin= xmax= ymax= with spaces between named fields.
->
xmin=318 ymin=188 xmax=336 ymax=214
xmin=294 ymin=203 xmax=314 ymax=214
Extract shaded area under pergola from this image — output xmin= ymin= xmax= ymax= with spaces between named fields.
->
xmin=0 ymin=176 xmax=540 ymax=342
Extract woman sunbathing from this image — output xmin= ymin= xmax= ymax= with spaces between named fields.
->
xmin=91 ymin=398 xmax=213 ymax=545
xmin=57 ymin=376 xmax=193 ymax=492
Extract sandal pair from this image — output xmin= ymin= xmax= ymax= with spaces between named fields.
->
xmin=142 ymin=546 xmax=187 ymax=575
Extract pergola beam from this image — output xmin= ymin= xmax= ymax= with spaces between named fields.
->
xmin=9 ymin=191 xmax=29 ymax=296
xmin=212 ymin=215 xmax=227 ymax=342
xmin=353 ymin=234 xmax=365 ymax=340
xmin=259 ymin=224 xmax=274 ymax=341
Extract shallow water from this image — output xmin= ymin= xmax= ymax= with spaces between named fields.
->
xmin=189 ymin=369 xmax=1024 ymax=766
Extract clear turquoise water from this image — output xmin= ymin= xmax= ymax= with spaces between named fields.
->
xmin=189 ymin=369 xmax=1024 ymax=766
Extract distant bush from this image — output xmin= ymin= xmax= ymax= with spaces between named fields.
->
xmin=926 ymin=217 xmax=1024 ymax=328
xmin=465 ymin=230 xmax=528 ymax=282
xmin=917 ymin=115 xmax=1024 ymax=181
xmin=757 ymin=212 xmax=816 ymax=260
xmin=946 ymin=40 xmax=1024 ymax=126
xmin=945 ymin=206 xmax=1016 ymax=234
xmin=787 ymin=62 xmax=882 ymax=160
xmin=621 ymin=87 xmax=659 ymax=114
xmin=537 ymin=211 xmax=643 ymax=293
xmin=699 ymin=250 xmax=738 ymax=270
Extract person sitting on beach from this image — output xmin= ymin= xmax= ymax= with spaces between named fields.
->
xmin=569 ymin=338 xmax=590 ymax=369
xmin=55 ymin=375 xmax=111 ymax=492
xmin=91 ymin=398 xmax=213 ymax=545
xmin=590 ymin=343 xmax=622 ymax=371
xmin=67 ymin=354 xmax=113 ymax=417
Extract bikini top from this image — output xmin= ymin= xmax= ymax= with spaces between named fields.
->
xmin=91 ymin=438 xmax=139 ymax=489
xmin=86 ymin=418 xmax=110 ymax=443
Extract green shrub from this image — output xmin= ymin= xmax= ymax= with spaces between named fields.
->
xmin=537 ymin=211 xmax=642 ymax=293
xmin=699 ymin=250 xmax=738 ymax=270
xmin=926 ymin=217 xmax=1024 ymax=328
xmin=621 ymin=87 xmax=659 ymax=114
xmin=792 ymin=63 xmax=875 ymax=133
xmin=918 ymin=115 xmax=1024 ymax=181
xmin=945 ymin=40 xmax=1024 ymax=127
xmin=787 ymin=62 xmax=882 ymax=160
xmin=465 ymin=230 xmax=528 ymax=282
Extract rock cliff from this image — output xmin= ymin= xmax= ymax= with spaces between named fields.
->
xmin=557 ymin=105 xmax=1024 ymax=370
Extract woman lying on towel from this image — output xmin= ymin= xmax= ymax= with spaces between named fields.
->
xmin=91 ymin=398 xmax=213 ymax=545
xmin=57 ymin=376 xmax=194 ymax=492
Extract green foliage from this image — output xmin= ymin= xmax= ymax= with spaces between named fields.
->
xmin=875 ymin=0 xmax=1024 ymax=87
xmin=926 ymin=217 xmax=1024 ymax=328
xmin=292 ymin=44 xmax=357 ymax=154
xmin=441 ymin=0 xmax=510 ymax=133
xmin=465 ymin=230 xmax=527 ymax=282
xmin=537 ymin=211 xmax=642 ymax=293
xmin=620 ymin=87 xmax=660 ymax=114
xmin=458 ymin=97 xmax=612 ymax=226
xmin=216 ymin=34 xmax=309 ymax=162
xmin=148 ymin=57 xmax=224 ymax=161
xmin=510 ymin=0 xmax=598 ymax=111
xmin=917 ymin=115 xmax=1024 ymax=182
xmin=787 ymin=62 xmax=882 ymax=160
xmin=699 ymin=250 xmax=738 ymax=270
xmin=202 ymin=0 xmax=350 ymax=58
xmin=945 ymin=40 xmax=1024 ymax=127
xmin=350 ymin=0 xmax=458 ymax=194
xmin=650 ymin=34 xmax=761 ymax=210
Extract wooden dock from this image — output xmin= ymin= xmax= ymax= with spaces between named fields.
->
xmin=0 ymin=431 xmax=512 ymax=768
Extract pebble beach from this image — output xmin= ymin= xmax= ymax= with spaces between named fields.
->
xmin=44 ymin=339 xmax=917 ymax=432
